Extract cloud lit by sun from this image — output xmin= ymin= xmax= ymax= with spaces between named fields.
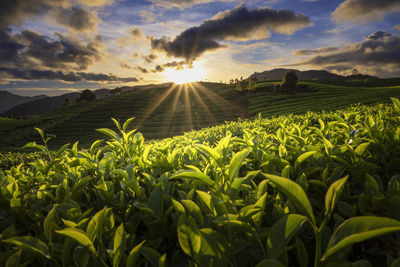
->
xmin=164 ymin=62 xmax=206 ymax=84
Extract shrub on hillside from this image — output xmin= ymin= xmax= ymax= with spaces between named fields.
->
xmin=281 ymin=70 xmax=298 ymax=94
xmin=273 ymin=82 xmax=281 ymax=95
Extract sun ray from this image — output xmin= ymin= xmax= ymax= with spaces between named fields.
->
xmin=136 ymin=84 xmax=178 ymax=127
xmin=183 ymin=84 xmax=193 ymax=131
xmin=192 ymin=82 xmax=248 ymax=118
xmin=161 ymin=84 xmax=183 ymax=137
xmin=188 ymin=83 xmax=216 ymax=125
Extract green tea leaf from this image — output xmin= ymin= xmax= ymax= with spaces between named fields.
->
xmin=227 ymin=147 xmax=252 ymax=182
xmin=255 ymin=259 xmax=286 ymax=267
xmin=294 ymin=151 xmax=317 ymax=170
xmin=141 ymin=247 xmax=161 ymax=266
xmin=44 ymin=206 xmax=58 ymax=242
xmin=3 ymin=236 xmax=50 ymax=258
xmin=295 ymin=238 xmax=308 ymax=267
xmin=323 ymin=216 xmax=400 ymax=260
xmin=56 ymin=228 xmax=96 ymax=255
xmin=149 ymin=185 xmax=164 ymax=218
xmin=262 ymin=173 xmax=315 ymax=225
xmin=182 ymin=199 xmax=204 ymax=226
xmin=267 ymin=214 xmax=308 ymax=259
xmin=177 ymin=215 xmax=201 ymax=256
xmin=391 ymin=97 xmax=400 ymax=113
xmin=73 ymin=246 xmax=90 ymax=267
xmin=325 ymin=176 xmax=348 ymax=218
xmin=113 ymin=224 xmax=126 ymax=267
xmin=5 ymin=249 xmax=22 ymax=267
xmin=126 ymin=240 xmax=145 ymax=267
xmin=170 ymin=170 xmax=215 ymax=187
xmin=122 ymin=117 xmax=135 ymax=131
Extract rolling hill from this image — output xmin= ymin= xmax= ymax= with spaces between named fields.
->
xmin=0 ymin=79 xmax=400 ymax=151
xmin=0 ymin=91 xmax=46 ymax=114
xmin=249 ymin=68 xmax=376 ymax=81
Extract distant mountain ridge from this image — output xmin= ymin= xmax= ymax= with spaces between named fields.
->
xmin=1 ymin=89 xmax=112 ymax=117
xmin=249 ymin=68 xmax=376 ymax=81
xmin=0 ymin=91 xmax=46 ymax=113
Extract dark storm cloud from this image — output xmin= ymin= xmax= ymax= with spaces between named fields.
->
xmin=0 ymin=0 xmax=101 ymax=32
xmin=332 ymin=0 xmax=400 ymax=23
xmin=292 ymin=47 xmax=339 ymax=56
xmin=294 ymin=31 xmax=400 ymax=77
xmin=0 ymin=67 xmax=139 ymax=83
xmin=0 ymin=29 xmax=104 ymax=71
xmin=151 ymin=6 xmax=312 ymax=62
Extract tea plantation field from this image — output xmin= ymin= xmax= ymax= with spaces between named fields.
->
xmin=1 ymin=98 xmax=400 ymax=266
xmin=2 ymin=80 xmax=400 ymax=151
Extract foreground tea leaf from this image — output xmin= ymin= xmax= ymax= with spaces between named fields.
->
xmin=55 ymin=228 xmax=96 ymax=254
xmin=5 ymin=249 xmax=22 ymax=267
xmin=113 ymin=224 xmax=126 ymax=267
xmin=227 ymin=147 xmax=252 ymax=182
xmin=294 ymin=151 xmax=317 ymax=170
xmin=171 ymin=169 xmax=215 ymax=187
xmin=3 ymin=236 xmax=50 ymax=258
xmin=325 ymin=176 xmax=348 ymax=218
xmin=177 ymin=215 xmax=201 ymax=256
xmin=127 ymin=240 xmax=145 ymax=267
xmin=262 ymin=173 xmax=315 ymax=225
xmin=255 ymin=259 xmax=286 ymax=267
xmin=267 ymin=214 xmax=308 ymax=259
xmin=323 ymin=216 xmax=400 ymax=260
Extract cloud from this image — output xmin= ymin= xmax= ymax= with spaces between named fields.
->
xmin=50 ymin=6 xmax=100 ymax=32
xmin=136 ymin=60 xmax=187 ymax=73
xmin=0 ymin=28 xmax=104 ymax=72
xmin=395 ymin=25 xmax=400 ymax=31
xmin=0 ymin=67 xmax=139 ymax=83
xmin=148 ymin=0 xmax=235 ymax=9
xmin=77 ymin=0 xmax=114 ymax=7
xmin=117 ymin=27 xmax=145 ymax=47
xmin=144 ymin=54 xmax=158 ymax=63
xmin=0 ymin=0 xmax=106 ymax=32
xmin=292 ymin=47 xmax=340 ymax=56
xmin=140 ymin=10 xmax=157 ymax=23
xmin=332 ymin=0 xmax=400 ymax=24
xmin=151 ymin=6 xmax=312 ymax=62
xmin=293 ymin=31 xmax=400 ymax=77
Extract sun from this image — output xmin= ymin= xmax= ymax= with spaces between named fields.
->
xmin=164 ymin=62 xmax=206 ymax=84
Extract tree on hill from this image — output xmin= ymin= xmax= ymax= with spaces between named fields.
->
xmin=77 ymin=89 xmax=96 ymax=103
xmin=281 ymin=70 xmax=298 ymax=94
xmin=63 ymin=97 xmax=71 ymax=107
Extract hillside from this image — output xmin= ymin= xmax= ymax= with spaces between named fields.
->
xmin=0 ymin=82 xmax=246 ymax=150
xmin=249 ymin=68 xmax=376 ymax=81
xmin=0 ymin=91 xmax=46 ymax=114
xmin=0 ymin=80 xmax=400 ymax=151
xmin=2 ymin=89 xmax=111 ymax=117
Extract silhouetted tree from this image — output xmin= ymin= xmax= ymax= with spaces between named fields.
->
xmin=273 ymin=82 xmax=281 ymax=95
xmin=77 ymin=89 xmax=96 ymax=103
xmin=281 ymin=70 xmax=298 ymax=94
xmin=63 ymin=97 xmax=71 ymax=107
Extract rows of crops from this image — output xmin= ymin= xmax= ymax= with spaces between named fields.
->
xmin=1 ymin=98 xmax=400 ymax=266
xmin=0 ymin=83 xmax=245 ymax=150
xmin=249 ymin=82 xmax=400 ymax=117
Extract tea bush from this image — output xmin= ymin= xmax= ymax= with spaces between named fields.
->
xmin=1 ymin=98 xmax=400 ymax=266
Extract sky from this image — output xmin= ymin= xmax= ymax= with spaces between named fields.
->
xmin=0 ymin=0 xmax=399 ymax=96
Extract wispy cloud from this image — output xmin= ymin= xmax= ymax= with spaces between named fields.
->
xmin=332 ymin=0 xmax=400 ymax=24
